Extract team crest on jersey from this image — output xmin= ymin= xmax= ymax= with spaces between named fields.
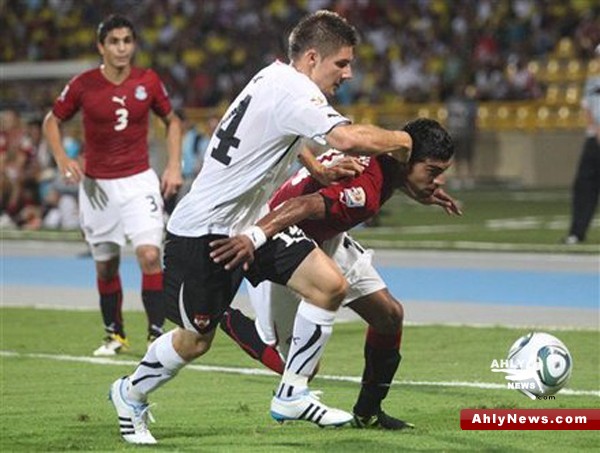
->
xmin=340 ymin=187 xmax=366 ymax=208
xmin=193 ymin=314 xmax=211 ymax=330
xmin=135 ymin=85 xmax=148 ymax=101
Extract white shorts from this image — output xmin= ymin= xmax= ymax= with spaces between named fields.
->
xmin=247 ymin=232 xmax=386 ymax=358
xmin=79 ymin=169 xmax=164 ymax=249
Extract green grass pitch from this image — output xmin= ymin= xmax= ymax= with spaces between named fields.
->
xmin=1 ymin=308 xmax=598 ymax=451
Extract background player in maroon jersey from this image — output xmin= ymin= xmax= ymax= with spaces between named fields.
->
xmin=212 ymin=118 xmax=460 ymax=429
xmin=43 ymin=15 xmax=182 ymax=355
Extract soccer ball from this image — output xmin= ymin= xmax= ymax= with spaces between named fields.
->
xmin=506 ymin=332 xmax=573 ymax=397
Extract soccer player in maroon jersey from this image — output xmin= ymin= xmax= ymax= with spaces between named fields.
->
xmin=43 ymin=15 xmax=182 ymax=356
xmin=212 ymin=118 xmax=460 ymax=429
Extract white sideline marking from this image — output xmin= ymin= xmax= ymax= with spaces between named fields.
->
xmin=2 ymin=350 xmax=598 ymax=398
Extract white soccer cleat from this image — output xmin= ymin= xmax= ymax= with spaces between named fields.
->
xmin=93 ymin=333 xmax=129 ymax=356
xmin=109 ymin=377 xmax=157 ymax=445
xmin=270 ymin=390 xmax=353 ymax=427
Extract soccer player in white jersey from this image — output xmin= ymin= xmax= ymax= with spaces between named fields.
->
xmin=215 ymin=118 xmax=460 ymax=430
xmin=109 ymin=10 xmax=413 ymax=444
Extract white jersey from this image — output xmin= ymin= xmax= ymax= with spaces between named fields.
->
xmin=168 ymin=61 xmax=350 ymax=237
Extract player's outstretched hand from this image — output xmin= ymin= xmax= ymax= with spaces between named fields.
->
xmin=419 ymin=188 xmax=463 ymax=216
xmin=209 ymin=235 xmax=255 ymax=271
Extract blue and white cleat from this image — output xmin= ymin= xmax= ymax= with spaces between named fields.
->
xmin=270 ymin=390 xmax=353 ymax=427
xmin=109 ymin=377 xmax=157 ymax=444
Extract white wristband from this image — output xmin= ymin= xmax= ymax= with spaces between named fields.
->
xmin=241 ymin=226 xmax=267 ymax=249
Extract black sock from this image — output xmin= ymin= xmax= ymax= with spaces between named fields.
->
xmin=353 ymin=327 xmax=402 ymax=417
xmin=97 ymin=276 xmax=124 ymax=336
xmin=142 ymin=272 xmax=165 ymax=334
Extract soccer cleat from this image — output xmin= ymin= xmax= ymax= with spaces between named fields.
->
xmin=93 ymin=333 xmax=129 ymax=356
xmin=562 ymin=235 xmax=581 ymax=245
xmin=353 ymin=410 xmax=415 ymax=430
xmin=270 ymin=390 xmax=353 ymax=427
xmin=109 ymin=377 xmax=157 ymax=445
xmin=147 ymin=326 xmax=164 ymax=347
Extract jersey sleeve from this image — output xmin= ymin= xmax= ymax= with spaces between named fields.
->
xmin=317 ymin=172 xmax=382 ymax=230
xmin=273 ymin=85 xmax=350 ymax=145
xmin=52 ymin=75 xmax=82 ymax=121
xmin=148 ymin=70 xmax=173 ymax=118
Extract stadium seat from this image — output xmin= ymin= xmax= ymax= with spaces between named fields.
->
xmin=545 ymin=84 xmax=561 ymax=104
xmin=588 ymin=59 xmax=600 ymax=76
xmin=527 ymin=60 xmax=540 ymax=77
xmin=543 ymin=59 xmax=561 ymax=83
xmin=564 ymin=84 xmax=581 ymax=105
xmin=553 ymin=37 xmax=575 ymax=59
xmin=566 ymin=60 xmax=585 ymax=82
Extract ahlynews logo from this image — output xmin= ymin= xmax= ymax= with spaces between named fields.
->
xmin=460 ymin=409 xmax=600 ymax=430
xmin=490 ymin=358 xmax=546 ymax=400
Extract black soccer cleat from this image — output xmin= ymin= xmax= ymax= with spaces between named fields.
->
xmin=353 ymin=410 xmax=415 ymax=430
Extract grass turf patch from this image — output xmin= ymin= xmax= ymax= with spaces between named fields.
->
xmin=1 ymin=308 xmax=598 ymax=451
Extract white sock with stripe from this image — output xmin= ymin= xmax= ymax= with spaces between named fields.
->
xmin=276 ymin=301 xmax=335 ymax=399
xmin=127 ymin=330 xmax=187 ymax=402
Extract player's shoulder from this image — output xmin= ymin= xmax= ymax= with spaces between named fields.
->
xmin=260 ymin=61 xmax=323 ymax=99
xmin=70 ymin=67 xmax=102 ymax=86
xmin=130 ymin=66 xmax=160 ymax=81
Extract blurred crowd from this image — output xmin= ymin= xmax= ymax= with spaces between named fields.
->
xmin=2 ymin=0 xmax=600 ymax=113
xmin=0 ymin=108 xmax=81 ymax=229
xmin=0 ymin=106 xmax=217 ymax=230
xmin=1 ymin=0 xmax=600 ymax=230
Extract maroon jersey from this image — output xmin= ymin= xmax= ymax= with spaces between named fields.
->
xmin=52 ymin=67 xmax=172 ymax=179
xmin=269 ymin=150 xmax=400 ymax=243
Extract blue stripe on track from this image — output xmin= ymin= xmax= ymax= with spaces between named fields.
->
xmin=3 ymin=257 xmax=599 ymax=309
xmin=378 ymin=267 xmax=599 ymax=309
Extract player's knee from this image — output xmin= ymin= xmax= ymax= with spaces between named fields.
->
xmin=311 ymin=275 xmax=347 ymax=310
xmin=389 ymin=299 xmax=404 ymax=330
xmin=327 ymin=275 xmax=348 ymax=308
xmin=172 ymin=328 xmax=213 ymax=361
xmin=136 ymin=245 xmax=161 ymax=270
xmin=372 ymin=297 xmax=404 ymax=334
xmin=95 ymin=258 xmax=119 ymax=280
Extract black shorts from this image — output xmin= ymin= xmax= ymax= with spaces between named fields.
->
xmin=163 ymin=225 xmax=315 ymax=334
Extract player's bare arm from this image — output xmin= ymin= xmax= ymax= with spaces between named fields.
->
xmin=210 ymin=193 xmax=326 ymax=271
xmin=42 ymin=111 xmax=83 ymax=183
xmin=298 ymin=147 xmax=365 ymax=185
xmin=160 ymin=110 xmax=183 ymax=198
xmin=326 ymin=124 xmax=412 ymax=163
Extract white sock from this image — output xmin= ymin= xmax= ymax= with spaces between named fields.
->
xmin=276 ymin=301 xmax=335 ymax=399
xmin=127 ymin=330 xmax=187 ymax=402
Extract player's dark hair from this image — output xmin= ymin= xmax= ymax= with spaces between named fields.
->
xmin=403 ymin=118 xmax=454 ymax=163
xmin=97 ymin=14 xmax=136 ymax=44
xmin=288 ymin=10 xmax=359 ymax=61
